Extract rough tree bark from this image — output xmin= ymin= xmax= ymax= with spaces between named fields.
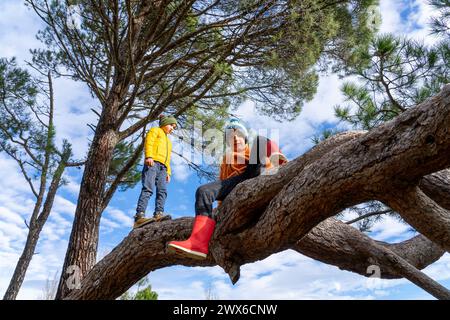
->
xmin=56 ymin=101 xmax=120 ymax=298
xmin=296 ymin=219 xmax=449 ymax=299
xmin=65 ymin=85 xmax=450 ymax=300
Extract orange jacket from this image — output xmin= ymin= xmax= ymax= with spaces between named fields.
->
xmin=219 ymin=145 xmax=251 ymax=180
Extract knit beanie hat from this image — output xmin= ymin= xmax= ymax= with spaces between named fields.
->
xmin=224 ymin=118 xmax=248 ymax=140
xmin=159 ymin=115 xmax=177 ymax=128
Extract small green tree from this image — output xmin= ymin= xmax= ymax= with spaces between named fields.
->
xmin=119 ymin=277 xmax=158 ymax=300
xmin=335 ymin=34 xmax=448 ymax=130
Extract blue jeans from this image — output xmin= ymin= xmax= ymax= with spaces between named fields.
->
xmin=136 ymin=161 xmax=168 ymax=215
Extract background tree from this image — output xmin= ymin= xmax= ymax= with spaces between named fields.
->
xmin=329 ymin=31 xmax=450 ymax=231
xmin=119 ymin=276 xmax=158 ymax=300
xmin=335 ymin=34 xmax=448 ymax=130
xmin=24 ymin=0 xmax=377 ymax=298
xmin=204 ymin=283 xmax=219 ymax=300
xmin=0 ymin=58 xmax=81 ymax=300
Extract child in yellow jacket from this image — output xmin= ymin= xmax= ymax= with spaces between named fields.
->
xmin=134 ymin=115 xmax=177 ymax=229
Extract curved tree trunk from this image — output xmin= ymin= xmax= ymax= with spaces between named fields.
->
xmin=420 ymin=170 xmax=450 ymax=209
xmin=297 ymin=219 xmax=450 ymax=299
xmin=296 ymin=219 xmax=444 ymax=280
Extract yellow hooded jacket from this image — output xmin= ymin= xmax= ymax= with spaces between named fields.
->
xmin=144 ymin=127 xmax=172 ymax=176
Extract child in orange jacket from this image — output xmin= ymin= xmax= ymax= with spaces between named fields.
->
xmin=168 ymin=118 xmax=287 ymax=259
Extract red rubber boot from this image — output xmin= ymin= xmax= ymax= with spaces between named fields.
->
xmin=168 ymin=215 xmax=216 ymax=259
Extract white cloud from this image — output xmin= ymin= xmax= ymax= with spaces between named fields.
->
xmin=368 ymin=216 xmax=415 ymax=242
xmin=379 ymin=0 xmax=405 ymax=34
xmin=61 ymin=172 xmax=82 ymax=197
xmin=48 ymin=212 xmax=72 ymax=229
xmin=53 ymin=196 xmax=77 ymax=218
xmin=105 ymin=208 xmax=133 ymax=228
xmin=171 ymin=155 xmax=193 ymax=182
xmin=379 ymin=0 xmax=441 ymax=45
xmin=421 ymin=253 xmax=450 ymax=282
xmin=101 ymin=218 xmax=121 ymax=231
xmin=52 ymin=77 xmax=98 ymax=160
xmin=0 ymin=221 xmax=27 ymax=243
xmin=41 ymin=222 xmax=63 ymax=242
xmin=0 ymin=231 xmax=13 ymax=252
xmin=0 ymin=207 xmax=26 ymax=225
xmin=403 ymin=0 xmax=442 ymax=45
xmin=0 ymin=155 xmax=35 ymax=196
xmin=0 ymin=1 xmax=43 ymax=62
xmin=0 ymin=234 xmax=72 ymax=299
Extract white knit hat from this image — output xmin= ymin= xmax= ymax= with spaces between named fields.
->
xmin=224 ymin=118 xmax=249 ymax=139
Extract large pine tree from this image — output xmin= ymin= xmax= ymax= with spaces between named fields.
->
xmin=24 ymin=0 xmax=377 ymax=298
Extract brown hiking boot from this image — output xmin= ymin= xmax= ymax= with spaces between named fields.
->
xmin=153 ymin=212 xmax=171 ymax=222
xmin=133 ymin=212 xmax=171 ymax=229
xmin=133 ymin=213 xmax=154 ymax=229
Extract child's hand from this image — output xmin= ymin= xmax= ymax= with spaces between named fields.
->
xmin=166 ymin=175 xmax=171 ymax=183
xmin=145 ymin=157 xmax=154 ymax=166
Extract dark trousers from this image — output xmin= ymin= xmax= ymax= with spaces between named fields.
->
xmin=136 ymin=161 xmax=168 ymax=214
xmin=195 ymin=136 xmax=269 ymax=218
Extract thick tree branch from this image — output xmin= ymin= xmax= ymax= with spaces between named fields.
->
xmin=297 ymin=218 xmax=444 ymax=280
xmin=345 ymin=209 xmax=392 ymax=225
xmin=382 ymin=186 xmax=450 ymax=252
xmin=297 ymin=219 xmax=450 ymax=300
xmin=41 ymin=80 xmax=450 ymax=300
xmin=419 ymin=170 xmax=450 ymax=210
xmin=65 ymin=216 xmax=447 ymax=300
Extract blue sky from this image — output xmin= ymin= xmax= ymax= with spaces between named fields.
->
xmin=0 ymin=0 xmax=449 ymax=300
